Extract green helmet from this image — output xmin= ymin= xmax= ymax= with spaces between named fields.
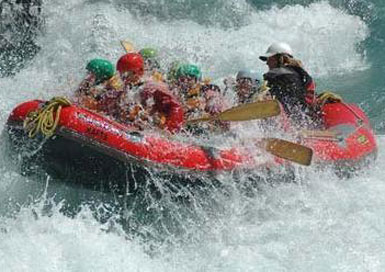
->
xmin=86 ymin=59 xmax=115 ymax=83
xmin=139 ymin=48 xmax=158 ymax=59
xmin=175 ymin=64 xmax=202 ymax=80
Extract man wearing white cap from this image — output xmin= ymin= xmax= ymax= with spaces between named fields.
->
xmin=259 ymin=42 xmax=318 ymax=125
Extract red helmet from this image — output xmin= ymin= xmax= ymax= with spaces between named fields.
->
xmin=116 ymin=53 xmax=144 ymax=77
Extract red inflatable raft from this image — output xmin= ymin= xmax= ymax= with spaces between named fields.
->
xmin=304 ymin=102 xmax=377 ymax=174
xmin=3 ymin=99 xmax=377 ymax=192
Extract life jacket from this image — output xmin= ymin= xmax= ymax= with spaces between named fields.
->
xmin=179 ymin=83 xmax=205 ymax=119
xmin=174 ymin=78 xmax=213 ymax=121
xmin=238 ymin=85 xmax=261 ymax=104
xmin=205 ymin=92 xmax=230 ymax=133
xmin=189 ymin=84 xmax=231 ymax=134
xmin=140 ymin=82 xmax=184 ymax=133
xmin=304 ymin=78 xmax=316 ymax=105
xmin=75 ymin=74 xmax=124 ymax=116
xmin=93 ymin=75 xmax=124 ymax=118
xmin=151 ymin=71 xmax=164 ymax=82
xmin=200 ymin=84 xmax=227 ymax=114
xmin=264 ymin=65 xmax=313 ymax=118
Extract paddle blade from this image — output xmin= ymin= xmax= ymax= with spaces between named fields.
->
xmin=264 ymin=138 xmax=313 ymax=166
xmin=120 ymin=40 xmax=135 ymax=53
xmin=218 ymin=100 xmax=281 ymax=122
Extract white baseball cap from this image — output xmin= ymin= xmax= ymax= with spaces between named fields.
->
xmin=259 ymin=42 xmax=293 ymax=61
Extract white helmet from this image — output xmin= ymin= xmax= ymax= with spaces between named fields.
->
xmin=259 ymin=42 xmax=293 ymax=61
xmin=236 ymin=69 xmax=262 ymax=84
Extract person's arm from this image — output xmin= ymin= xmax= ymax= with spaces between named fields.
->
xmin=252 ymin=81 xmax=272 ymax=101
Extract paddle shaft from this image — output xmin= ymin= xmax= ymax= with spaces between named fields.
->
xmin=121 ymin=40 xmax=135 ymax=53
xmin=187 ymin=100 xmax=281 ymax=124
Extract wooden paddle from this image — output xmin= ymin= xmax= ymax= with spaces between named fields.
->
xmin=120 ymin=40 xmax=135 ymax=53
xmin=263 ymin=138 xmax=313 ymax=166
xmin=187 ymin=100 xmax=281 ymax=124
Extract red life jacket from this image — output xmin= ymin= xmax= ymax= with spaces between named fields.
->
xmin=305 ymin=79 xmax=316 ymax=106
xmin=96 ymin=89 xmax=124 ymax=118
xmin=140 ymin=82 xmax=185 ymax=133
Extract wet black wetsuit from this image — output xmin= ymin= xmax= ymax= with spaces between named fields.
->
xmin=264 ymin=65 xmax=314 ymax=124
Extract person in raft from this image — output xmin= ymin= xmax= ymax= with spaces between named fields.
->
xmin=200 ymin=83 xmax=230 ymax=133
xmin=234 ymin=69 xmax=264 ymax=104
xmin=166 ymin=60 xmax=183 ymax=86
xmin=138 ymin=81 xmax=185 ymax=133
xmin=115 ymin=52 xmax=149 ymax=125
xmin=75 ymin=58 xmax=124 ymax=118
xmin=139 ymin=47 xmax=163 ymax=82
xmin=116 ymin=52 xmax=145 ymax=90
xmin=259 ymin=42 xmax=318 ymax=125
xmin=171 ymin=64 xmax=206 ymax=119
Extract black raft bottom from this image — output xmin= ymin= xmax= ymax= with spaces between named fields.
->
xmin=3 ymin=124 xmax=212 ymax=195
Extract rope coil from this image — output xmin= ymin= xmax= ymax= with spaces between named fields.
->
xmin=318 ymin=90 xmax=343 ymax=105
xmin=23 ymin=97 xmax=72 ymax=138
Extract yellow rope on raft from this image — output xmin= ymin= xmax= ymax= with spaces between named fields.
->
xmin=23 ymin=96 xmax=72 ymax=138
xmin=318 ymin=91 xmax=343 ymax=104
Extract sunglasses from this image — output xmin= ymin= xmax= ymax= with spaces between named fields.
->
xmin=236 ymin=78 xmax=253 ymax=85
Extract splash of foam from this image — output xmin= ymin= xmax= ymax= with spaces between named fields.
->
xmin=0 ymin=202 xmax=167 ymax=271
xmin=0 ymin=1 xmax=369 ymax=121
xmin=0 ymin=1 xmax=379 ymax=270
